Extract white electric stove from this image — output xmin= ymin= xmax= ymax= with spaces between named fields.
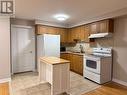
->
xmin=84 ymin=47 xmax=112 ymax=84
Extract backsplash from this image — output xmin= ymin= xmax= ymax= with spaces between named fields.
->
xmin=66 ymin=42 xmax=90 ymax=52
xmin=90 ymin=38 xmax=114 ymax=48
xmin=66 ymin=38 xmax=113 ymax=53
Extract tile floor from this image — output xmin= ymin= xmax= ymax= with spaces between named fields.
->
xmin=11 ymin=71 xmax=100 ymax=95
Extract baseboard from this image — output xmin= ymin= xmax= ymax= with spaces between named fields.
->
xmin=33 ymin=68 xmax=37 ymax=72
xmin=112 ymin=78 xmax=127 ymax=87
xmin=0 ymin=78 xmax=11 ymax=83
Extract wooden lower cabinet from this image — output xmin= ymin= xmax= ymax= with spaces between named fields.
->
xmin=68 ymin=54 xmax=74 ymax=70
xmin=60 ymin=53 xmax=68 ymax=60
xmin=60 ymin=53 xmax=73 ymax=70
xmin=72 ymin=54 xmax=83 ymax=75
xmin=60 ymin=53 xmax=83 ymax=75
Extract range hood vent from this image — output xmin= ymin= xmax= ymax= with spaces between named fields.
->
xmin=88 ymin=33 xmax=112 ymax=39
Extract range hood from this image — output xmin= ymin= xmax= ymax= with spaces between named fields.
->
xmin=88 ymin=33 xmax=112 ymax=39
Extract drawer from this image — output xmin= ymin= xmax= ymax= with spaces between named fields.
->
xmin=84 ymin=70 xmax=100 ymax=84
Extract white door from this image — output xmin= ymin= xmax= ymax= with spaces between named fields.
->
xmin=11 ymin=25 xmax=35 ymax=73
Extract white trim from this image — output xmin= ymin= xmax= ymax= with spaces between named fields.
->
xmin=9 ymin=81 xmax=13 ymax=95
xmin=112 ymin=78 xmax=127 ymax=87
xmin=11 ymin=25 xmax=33 ymax=29
xmin=0 ymin=78 xmax=11 ymax=83
xmin=35 ymin=20 xmax=68 ymax=28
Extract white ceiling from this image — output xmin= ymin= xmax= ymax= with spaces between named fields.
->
xmin=15 ymin=0 xmax=127 ymax=27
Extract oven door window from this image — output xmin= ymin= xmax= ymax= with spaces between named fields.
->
xmin=86 ymin=60 xmax=97 ymax=69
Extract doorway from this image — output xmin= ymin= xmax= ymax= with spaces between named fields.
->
xmin=11 ymin=25 xmax=35 ymax=74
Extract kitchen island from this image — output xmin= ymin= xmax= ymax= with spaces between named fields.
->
xmin=39 ymin=57 xmax=70 ymax=95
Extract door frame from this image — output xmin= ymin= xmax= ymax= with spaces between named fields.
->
xmin=10 ymin=25 xmax=36 ymax=74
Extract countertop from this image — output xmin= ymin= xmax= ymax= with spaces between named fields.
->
xmin=60 ymin=51 xmax=86 ymax=56
xmin=40 ymin=57 xmax=70 ymax=65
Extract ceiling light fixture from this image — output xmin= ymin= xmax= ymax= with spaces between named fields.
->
xmin=53 ymin=14 xmax=69 ymax=21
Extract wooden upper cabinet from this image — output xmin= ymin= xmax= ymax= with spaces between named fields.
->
xmin=84 ymin=25 xmax=90 ymax=42
xmin=99 ymin=20 xmax=108 ymax=33
xmin=90 ymin=22 xmax=100 ymax=34
xmin=67 ymin=28 xmax=74 ymax=42
xmin=36 ymin=25 xmax=68 ymax=42
xmin=47 ymin=27 xmax=59 ymax=35
xmin=58 ymin=28 xmax=68 ymax=43
xmin=67 ymin=25 xmax=90 ymax=43
xmin=36 ymin=25 xmax=59 ymax=35
xmin=99 ymin=19 xmax=114 ymax=33
xmin=90 ymin=19 xmax=114 ymax=34
xmin=80 ymin=26 xmax=85 ymax=40
xmin=36 ymin=19 xmax=114 ymax=43
xmin=36 ymin=25 xmax=48 ymax=34
xmin=74 ymin=27 xmax=81 ymax=39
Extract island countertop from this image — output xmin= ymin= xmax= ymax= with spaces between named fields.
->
xmin=40 ymin=57 xmax=70 ymax=65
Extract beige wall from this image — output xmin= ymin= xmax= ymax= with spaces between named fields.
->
xmin=0 ymin=16 xmax=10 ymax=79
xmin=113 ymin=16 xmax=127 ymax=82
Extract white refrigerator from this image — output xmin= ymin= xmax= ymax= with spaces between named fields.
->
xmin=37 ymin=34 xmax=60 ymax=59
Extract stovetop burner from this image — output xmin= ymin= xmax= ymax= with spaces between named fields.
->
xmin=90 ymin=47 xmax=112 ymax=58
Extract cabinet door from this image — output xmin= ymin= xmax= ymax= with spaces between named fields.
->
xmin=74 ymin=27 xmax=81 ymax=39
xmin=58 ymin=28 xmax=68 ymax=43
xmin=99 ymin=20 xmax=109 ymax=33
xmin=36 ymin=25 xmax=61 ymax=35
xmin=36 ymin=25 xmax=48 ymax=34
xmin=77 ymin=55 xmax=83 ymax=75
xmin=47 ymin=27 xmax=58 ymax=34
xmin=84 ymin=25 xmax=90 ymax=42
xmin=80 ymin=26 xmax=85 ymax=41
xmin=67 ymin=29 xmax=71 ymax=42
xmin=68 ymin=54 xmax=74 ymax=70
xmin=67 ymin=28 xmax=74 ymax=42
xmin=73 ymin=55 xmax=83 ymax=75
xmin=68 ymin=27 xmax=82 ymax=42
xmin=71 ymin=28 xmax=77 ymax=41
xmin=90 ymin=22 xmax=99 ymax=34
xmin=99 ymin=19 xmax=114 ymax=33
xmin=72 ymin=54 xmax=77 ymax=72
xmin=60 ymin=53 xmax=68 ymax=60
xmin=61 ymin=53 xmax=74 ymax=71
